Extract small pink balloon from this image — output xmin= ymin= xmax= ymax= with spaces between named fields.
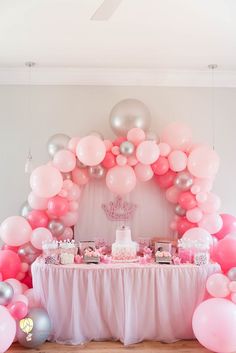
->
xmin=155 ymin=170 xmax=176 ymax=189
xmin=69 ymin=201 xmax=79 ymax=212
xmin=127 ymin=128 xmax=145 ymax=146
xmin=24 ymin=288 xmax=40 ymax=308
xmin=76 ymin=135 xmax=106 ymax=166
xmin=158 ymin=142 xmax=171 ymax=157
xmin=182 ymin=227 xmax=212 ymax=245
xmin=161 ymin=122 xmax=192 ymax=151
xmin=48 ymin=196 xmax=69 ymax=217
xmin=127 ymin=156 xmax=138 ymax=166
xmin=206 ymin=273 xmax=230 ymax=298
xmin=198 ymin=213 xmax=223 ymax=234
xmin=20 ymin=262 xmax=29 ymax=273
xmin=111 ymin=146 xmax=120 ymax=156
xmin=166 ymin=186 xmax=181 ymax=204
xmin=168 ymin=150 xmax=187 ymax=172
xmin=196 ymin=192 xmax=208 ymax=204
xmin=186 ymin=207 xmax=203 ymax=223
xmin=199 ymin=193 xmax=221 ymax=214
xmin=0 ymin=216 xmax=32 ymax=246
xmin=134 ymin=163 xmax=154 ymax=182
xmin=193 ymin=178 xmax=213 ymax=193
xmin=53 ymin=149 xmax=76 ymax=173
xmin=5 ymin=278 xmax=23 ymax=296
xmin=151 ymin=156 xmax=169 ymax=176
xmin=67 ymin=183 xmax=81 ymax=201
xmin=102 ymin=152 xmax=116 ymax=169
xmin=11 ymin=294 xmax=28 ymax=306
xmin=136 ymin=141 xmax=160 ymax=165
xmin=8 ymin=301 xmax=28 ymax=320
xmin=190 ymin=184 xmax=201 ymax=195
xmin=229 ymin=281 xmax=236 ymax=293
xmin=31 ymin=227 xmax=53 ymax=250
xmin=61 ymin=211 xmax=79 ymax=227
xmin=63 ymin=179 xmax=73 ymax=190
xmin=16 ymin=272 xmax=25 ymax=281
xmin=27 ymin=210 xmax=49 ymax=229
xmin=188 ymin=146 xmax=220 ymax=178
xmin=72 ymin=167 xmax=89 ymax=186
xmin=67 ymin=137 xmax=80 ymax=153
xmin=28 ymin=192 xmax=49 ymax=210
xmin=106 ymin=165 xmax=136 ymax=195
xmin=104 ymin=139 xmax=113 ymax=151
xmin=178 ymin=191 xmax=197 ymax=210
xmin=58 ymin=189 xmax=68 ymax=198
xmin=116 ymin=154 xmax=127 ymax=166
xmin=30 ymin=164 xmax=63 ymax=198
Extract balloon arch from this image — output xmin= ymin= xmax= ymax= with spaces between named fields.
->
xmin=1 ymin=99 xmax=236 ymax=353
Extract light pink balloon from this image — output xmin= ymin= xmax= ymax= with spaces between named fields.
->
xmin=67 ymin=137 xmax=80 ymax=153
xmin=5 ymin=278 xmax=23 ymax=296
xmin=116 ymin=154 xmax=127 ymax=166
xmin=186 ymin=207 xmax=203 ymax=223
xmin=192 ymin=298 xmax=236 ymax=353
xmin=198 ymin=213 xmax=223 ymax=234
xmin=199 ymin=193 xmax=221 ymax=214
xmin=134 ymin=163 xmax=154 ymax=182
xmin=182 ymin=227 xmax=212 ymax=246
xmin=63 ymin=179 xmax=73 ymax=190
xmin=0 ymin=305 xmax=16 ymax=353
xmin=104 ymin=139 xmax=113 ymax=151
xmin=188 ymin=146 xmax=220 ymax=178
xmin=158 ymin=142 xmax=171 ymax=157
xmin=72 ymin=168 xmax=89 ymax=186
xmin=67 ymin=184 xmax=81 ymax=201
xmin=30 ymin=165 xmax=63 ymax=198
xmin=16 ymin=272 xmax=25 ymax=281
xmin=196 ymin=192 xmax=208 ymax=204
xmin=127 ymin=128 xmax=145 ymax=146
xmin=136 ymin=141 xmax=160 ymax=165
xmin=206 ymin=273 xmax=230 ymax=298
xmin=20 ymin=262 xmax=29 ymax=273
xmin=69 ymin=201 xmax=79 ymax=212
xmin=0 ymin=216 xmax=32 ymax=246
xmin=229 ymin=281 xmax=236 ymax=293
xmin=61 ymin=211 xmax=79 ymax=227
xmin=191 ymin=184 xmax=201 ymax=195
xmin=111 ymin=146 xmax=120 ymax=156
xmin=28 ymin=192 xmax=49 ymax=210
xmin=161 ymin=122 xmax=192 ymax=151
xmin=192 ymin=178 xmax=213 ymax=193
xmin=31 ymin=227 xmax=53 ymax=250
xmin=10 ymin=294 xmax=28 ymax=306
xmin=76 ymin=135 xmax=106 ymax=166
xmin=165 ymin=186 xmax=181 ymax=204
xmin=127 ymin=156 xmax=138 ymax=166
xmin=53 ymin=149 xmax=76 ymax=173
xmin=24 ymin=288 xmax=40 ymax=308
xmin=106 ymin=166 xmax=136 ymax=195
xmin=168 ymin=150 xmax=187 ymax=172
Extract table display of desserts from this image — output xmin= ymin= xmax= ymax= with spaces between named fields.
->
xmin=41 ymin=225 xmax=211 ymax=267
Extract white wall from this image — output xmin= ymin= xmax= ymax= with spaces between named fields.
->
xmin=0 ymin=85 xmax=235 ymax=223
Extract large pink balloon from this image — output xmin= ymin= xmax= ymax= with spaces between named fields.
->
xmin=30 ymin=165 xmax=63 ymax=198
xmin=198 ymin=213 xmax=223 ymax=234
xmin=134 ymin=163 xmax=153 ymax=182
xmin=31 ymin=227 xmax=53 ymax=250
xmin=168 ymin=150 xmax=187 ymax=172
xmin=161 ymin=122 xmax=192 ymax=151
xmin=192 ymin=298 xmax=236 ymax=353
xmin=28 ymin=192 xmax=49 ymax=210
xmin=214 ymin=214 xmax=236 ymax=240
xmin=136 ymin=141 xmax=160 ymax=165
xmin=214 ymin=237 xmax=236 ymax=272
xmin=53 ymin=149 xmax=76 ymax=173
xmin=48 ymin=196 xmax=69 ymax=217
xmin=0 ymin=305 xmax=16 ymax=353
xmin=0 ymin=250 xmax=21 ymax=280
xmin=106 ymin=165 xmax=136 ymax=195
xmin=72 ymin=167 xmax=89 ymax=185
xmin=0 ymin=216 xmax=32 ymax=246
xmin=206 ymin=273 xmax=230 ymax=298
xmin=76 ymin=135 xmax=106 ymax=166
xmin=165 ymin=186 xmax=181 ymax=204
xmin=188 ymin=146 xmax=220 ymax=178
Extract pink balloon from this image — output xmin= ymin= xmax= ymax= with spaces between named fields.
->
xmin=20 ymin=263 xmax=29 ymax=273
xmin=69 ymin=201 xmax=79 ymax=212
xmin=61 ymin=211 xmax=79 ymax=227
xmin=191 ymin=184 xmax=201 ymax=195
xmin=24 ymin=289 xmax=40 ymax=308
xmin=67 ymin=137 xmax=80 ymax=153
xmin=27 ymin=210 xmax=49 ymax=229
xmin=192 ymin=298 xmax=236 ymax=353
xmin=151 ymin=156 xmax=169 ymax=176
xmin=8 ymin=301 xmax=28 ymax=320
xmin=76 ymin=135 xmax=106 ymax=166
xmin=161 ymin=122 xmax=192 ymax=151
xmin=0 ymin=216 xmax=32 ymax=246
xmin=102 ymin=152 xmax=116 ymax=169
xmin=127 ymin=156 xmax=138 ymax=167
xmin=111 ymin=146 xmax=120 ymax=156
xmin=113 ymin=137 xmax=126 ymax=147
xmin=28 ymin=192 xmax=49 ymax=210
xmin=155 ymin=170 xmax=176 ymax=189
xmin=16 ymin=272 xmax=26 ymax=281
xmin=62 ymin=179 xmax=73 ymax=190
xmin=103 ymin=139 xmax=113 ymax=151
xmin=116 ymin=155 xmax=127 ymax=166
xmin=30 ymin=165 xmax=63 ymax=198
xmin=215 ymin=214 xmax=236 ymax=240
xmin=196 ymin=192 xmax=207 ymax=204
xmin=31 ymin=227 xmax=53 ymax=250
xmin=178 ymin=191 xmax=197 ymax=210
xmin=106 ymin=166 xmax=136 ymax=195
xmin=72 ymin=167 xmax=89 ymax=186
xmin=0 ymin=250 xmax=21 ymax=280
xmin=199 ymin=193 xmax=221 ymax=214
xmin=198 ymin=213 xmax=223 ymax=234
xmin=192 ymin=178 xmax=213 ymax=193
xmin=5 ymin=278 xmax=23 ymax=296
xmin=136 ymin=141 xmax=160 ymax=165
xmin=53 ymin=149 xmax=76 ymax=173
xmin=177 ymin=217 xmax=196 ymax=236
xmin=186 ymin=207 xmax=203 ymax=223
xmin=0 ymin=305 xmax=16 ymax=353
xmin=214 ymin=237 xmax=236 ymax=272
xmin=168 ymin=150 xmax=187 ymax=172
xmin=11 ymin=294 xmax=28 ymax=306
xmin=127 ymin=128 xmax=145 ymax=146
xmin=188 ymin=146 xmax=220 ymax=178
xmin=231 ymin=292 xmax=236 ymax=303
xmin=165 ymin=186 xmax=181 ymax=204
xmin=229 ymin=281 xmax=236 ymax=293
xmin=67 ymin=184 xmax=81 ymax=201
xmin=158 ymin=142 xmax=171 ymax=157
xmin=206 ymin=273 xmax=230 ymax=298
xmin=182 ymin=227 xmax=212 ymax=246
xmin=48 ymin=196 xmax=69 ymax=217
xmin=134 ymin=163 xmax=154 ymax=182
xmin=58 ymin=227 xmax=73 ymax=241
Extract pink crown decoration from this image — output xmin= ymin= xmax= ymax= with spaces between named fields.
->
xmin=102 ymin=196 xmax=137 ymax=221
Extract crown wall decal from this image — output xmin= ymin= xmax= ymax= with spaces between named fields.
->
xmin=102 ymin=196 xmax=137 ymax=221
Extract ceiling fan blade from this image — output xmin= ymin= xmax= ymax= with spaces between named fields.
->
xmin=91 ymin=0 xmax=122 ymax=21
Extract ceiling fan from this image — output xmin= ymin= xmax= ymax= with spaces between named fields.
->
xmin=90 ymin=0 xmax=123 ymax=21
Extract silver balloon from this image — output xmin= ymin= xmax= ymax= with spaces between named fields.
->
xmin=120 ymin=141 xmax=135 ymax=156
xmin=17 ymin=308 xmax=51 ymax=348
xmin=146 ymin=130 xmax=159 ymax=142
xmin=88 ymin=165 xmax=105 ymax=179
xmin=227 ymin=267 xmax=236 ymax=281
xmin=20 ymin=201 xmax=32 ymax=218
xmin=18 ymin=243 xmax=41 ymax=265
xmin=47 ymin=133 xmax=70 ymax=158
xmin=109 ymin=99 xmax=151 ymax=136
xmin=174 ymin=172 xmax=193 ymax=191
xmin=175 ymin=205 xmax=186 ymax=217
xmin=0 ymin=282 xmax=14 ymax=305
xmin=48 ymin=220 xmax=65 ymax=237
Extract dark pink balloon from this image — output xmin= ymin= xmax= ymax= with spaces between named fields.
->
xmin=151 ymin=157 xmax=169 ymax=176
xmin=27 ymin=210 xmax=49 ymax=229
xmin=0 ymin=250 xmax=21 ymax=280
xmin=155 ymin=170 xmax=176 ymax=189
xmin=214 ymin=214 xmax=236 ymax=240
xmin=113 ymin=137 xmax=126 ymax=147
xmin=48 ymin=196 xmax=69 ymax=217
xmin=178 ymin=191 xmax=197 ymax=210
xmin=8 ymin=301 xmax=28 ymax=320
xmin=177 ymin=217 xmax=196 ymax=236
xmin=102 ymin=152 xmax=116 ymax=169
xmin=214 ymin=237 xmax=236 ymax=272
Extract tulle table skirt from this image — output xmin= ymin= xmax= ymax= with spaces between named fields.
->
xmin=32 ymin=260 xmax=220 ymax=345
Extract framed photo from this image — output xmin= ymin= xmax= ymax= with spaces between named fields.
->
xmin=155 ymin=241 xmax=172 ymax=253
xmin=78 ymin=241 xmax=96 ymax=255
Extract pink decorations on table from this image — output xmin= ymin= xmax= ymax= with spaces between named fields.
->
xmin=102 ymin=196 xmax=137 ymax=222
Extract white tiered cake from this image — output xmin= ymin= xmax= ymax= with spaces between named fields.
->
xmin=112 ymin=226 xmax=137 ymax=262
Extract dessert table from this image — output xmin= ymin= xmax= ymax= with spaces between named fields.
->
xmin=31 ymin=260 xmax=220 ymax=345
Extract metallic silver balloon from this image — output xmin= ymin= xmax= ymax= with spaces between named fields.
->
xmin=109 ymin=99 xmax=151 ymax=137
xmin=227 ymin=267 xmax=236 ymax=281
xmin=48 ymin=220 xmax=65 ymax=237
xmin=88 ymin=165 xmax=105 ymax=179
xmin=18 ymin=243 xmax=41 ymax=265
xmin=20 ymin=201 xmax=32 ymax=218
xmin=175 ymin=205 xmax=186 ymax=217
xmin=146 ymin=130 xmax=159 ymax=142
xmin=17 ymin=308 xmax=51 ymax=348
xmin=174 ymin=172 xmax=193 ymax=191
xmin=0 ymin=282 xmax=14 ymax=305
xmin=47 ymin=133 xmax=70 ymax=158
xmin=120 ymin=141 xmax=135 ymax=156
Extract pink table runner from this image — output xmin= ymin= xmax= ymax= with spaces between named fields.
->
xmin=31 ymin=260 xmax=220 ymax=345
